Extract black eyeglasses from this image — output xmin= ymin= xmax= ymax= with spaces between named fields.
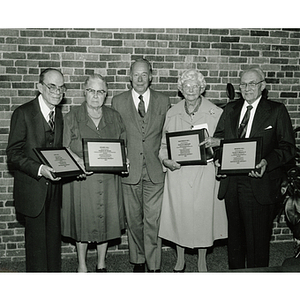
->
xmin=239 ymin=80 xmax=264 ymax=90
xmin=42 ymin=82 xmax=67 ymax=94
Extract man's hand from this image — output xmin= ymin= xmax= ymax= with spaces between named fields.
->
xmin=199 ymin=136 xmax=221 ymax=148
xmin=249 ymin=159 xmax=267 ymax=178
xmin=40 ymin=165 xmax=61 ymax=181
xmin=215 ymin=159 xmax=227 ymax=178
xmin=163 ymin=159 xmax=181 ymax=172
xmin=121 ymin=158 xmax=130 ymax=176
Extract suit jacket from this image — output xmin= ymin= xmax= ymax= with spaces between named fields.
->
xmin=6 ymin=97 xmax=63 ymax=217
xmin=214 ymin=96 xmax=296 ymax=205
xmin=112 ymin=88 xmax=171 ymax=184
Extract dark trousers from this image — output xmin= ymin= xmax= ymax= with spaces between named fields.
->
xmin=24 ymin=184 xmax=61 ymax=272
xmin=225 ymin=176 xmax=277 ymax=269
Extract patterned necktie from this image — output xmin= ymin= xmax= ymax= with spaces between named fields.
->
xmin=238 ymin=105 xmax=253 ymax=138
xmin=138 ymin=95 xmax=146 ymax=118
xmin=48 ymin=110 xmax=55 ymax=131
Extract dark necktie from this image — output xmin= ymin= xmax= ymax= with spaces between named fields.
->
xmin=138 ymin=95 xmax=146 ymax=118
xmin=238 ymin=105 xmax=253 ymax=138
xmin=48 ymin=110 xmax=55 ymax=131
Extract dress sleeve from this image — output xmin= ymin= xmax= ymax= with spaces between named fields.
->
xmin=63 ymin=112 xmax=73 ymax=148
xmin=159 ymin=114 xmax=170 ymax=164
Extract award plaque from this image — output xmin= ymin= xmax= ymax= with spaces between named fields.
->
xmin=218 ymin=137 xmax=262 ymax=174
xmin=34 ymin=147 xmax=84 ymax=177
xmin=82 ymin=138 xmax=127 ymax=173
xmin=166 ymin=129 xmax=207 ymax=165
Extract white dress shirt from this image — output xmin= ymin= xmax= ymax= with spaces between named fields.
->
xmin=38 ymin=94 xmax=55 ymax=122
xmin=37 ymin=94 xmax=55 ymax=176
xmin=239 ymin=96 xmax=261 ymax=138
xmin=132 ymin=88 xmax=150 ymax=113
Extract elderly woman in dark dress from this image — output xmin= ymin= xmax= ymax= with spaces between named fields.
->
xmin=62 ymin=74 xmax=126 ymax=272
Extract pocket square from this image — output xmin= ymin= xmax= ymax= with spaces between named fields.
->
xmin=264 ymin=125 xmax=272 ymax=130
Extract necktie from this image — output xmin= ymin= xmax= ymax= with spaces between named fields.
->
xmin=48 ymin=110 xmax=55 ymax=131
xmin=238 ymin=105 xmax=253 ymax=138
xmin=138 ymin=95 xmax=146 ymax=118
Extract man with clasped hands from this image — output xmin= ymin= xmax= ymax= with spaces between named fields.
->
xmin=213 ymin=67 xmax=296 ymax=269
xmin=112 ymin=58 xmax=171 ymax=272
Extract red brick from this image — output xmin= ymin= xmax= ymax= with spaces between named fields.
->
xmin=44 ymin=30 xmax=67 ymax=38
xmin=191 ymin=42 xmax=210 ymax=49
xmin=169 ymin=41 xmax=190 ymax=48
xmin=102 ymin=40 xmax=123 ymax=47
xmin=67 ymin=31 xmax=90 ymax=38
xmin=66 ymin=46 xmax=87 ymax=53
xmin=157 ymin=34 xmax=178 ymax=41
xmin=136 ymin=33 xmax=156 ymax=40
xmin=251 ymin=30 xmax=269 ymax=36
xmin=18 ymin=45 xmax=41 ymax=52
xmin=114 ymin=33 xmax=134 ymax=40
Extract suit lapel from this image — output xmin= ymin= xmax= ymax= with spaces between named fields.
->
xmin=54 ymin=106 xmax=63 ymax=146
xmin=250 ymin=97 xmax=271 ymax=137
xmin=31 ymin=97 xmax=63 ymax=147
xmin=126 ymin=90 xmax=144 ymax=134
xmin=144 ymin=89 xmax=157 ymax=135
xmin=31 ymin=98 xmax=47 ymax=146
xmin=230 ymin=100 xmax=244 ymax=138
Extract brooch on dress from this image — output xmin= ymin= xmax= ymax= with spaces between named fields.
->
xmin=209 ymin=108 xmax=215 ymax=115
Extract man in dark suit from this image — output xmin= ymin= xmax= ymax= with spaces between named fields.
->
xmin=112 ymin=58 xmax=171 ymax=272
xmin=213 ymin=67 xmax=296 ymax=269
xmin=6 ymin=68 xmax=65 ymax=272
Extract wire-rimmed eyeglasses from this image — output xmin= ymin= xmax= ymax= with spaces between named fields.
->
xmin=239 ymin=80 xmax=264 ymax=90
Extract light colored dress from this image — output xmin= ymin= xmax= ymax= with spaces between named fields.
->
xmin=158 ymin=97 xmax=228 ymax=248
xmin=61 ymin=103 xmax=126 ymax=243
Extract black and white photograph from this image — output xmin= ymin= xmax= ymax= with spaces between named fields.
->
xmin=1 ymin=2 xmax=300 ymax=299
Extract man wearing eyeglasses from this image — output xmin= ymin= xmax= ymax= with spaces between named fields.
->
xmin=213 ymin=67 xmax=296 ymax=269
xmin=6 ymin=68 xmax=66 ymax=272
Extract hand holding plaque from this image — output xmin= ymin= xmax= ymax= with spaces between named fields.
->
xmin=218 ymin=137 xmax=262 ymax=175
xmin=34 ymin=147 xmax=85 ymax=178
xmin=166 ymin=129 xmax=207 ymax=165
xmin=82 ymin=138 xmax=127 ymax=173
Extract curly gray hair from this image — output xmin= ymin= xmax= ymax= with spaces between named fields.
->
xmin=84 ymin=74 xmax=107 ymax=89
xmin=178 ymin=69 xmax=207 ymax=90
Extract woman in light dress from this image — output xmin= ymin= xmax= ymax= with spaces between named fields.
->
xmin=158 ymin=69 xmax=227 ymax=272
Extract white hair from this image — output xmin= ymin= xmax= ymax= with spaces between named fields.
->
xmin=178 ymin=69 xmax=207 ymax=90
xmin=241 ymin=67 xmax=265 ymax=81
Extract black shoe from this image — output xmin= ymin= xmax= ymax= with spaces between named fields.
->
xmin=96 ymin=266 xmax=107 ymax=272
xmin=148 ymin=269 xmax=161 ymax=273
xmin=133 ymin=263 xmax=145 ymax=273
xmin=173 ymin=263 xmax=186 ymax=273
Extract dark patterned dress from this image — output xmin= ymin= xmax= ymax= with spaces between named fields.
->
xmin=61 ymin=103 xmax=126 ymax=242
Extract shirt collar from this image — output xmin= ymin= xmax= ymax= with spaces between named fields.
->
xmin=132 ymin=88 xmax=150 ymax=99
xmin=38 ymin=94 xmax=54 ymax=121
xmin=242 ymin=95 xmax=261 ymax=110
xmin=131 ymin=88 xmax=150 ymax=110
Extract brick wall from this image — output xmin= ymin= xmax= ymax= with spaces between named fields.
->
xmin=1 ymin=28 xmax=299 ymax=262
